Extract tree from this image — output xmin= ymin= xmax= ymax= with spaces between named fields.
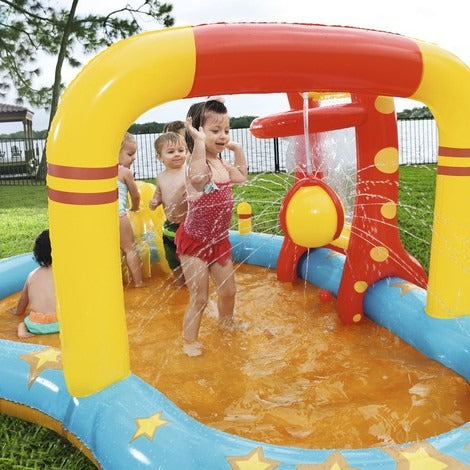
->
xmin=129 ymin=121 xmax=164 ymax=134
xmin=230 ymin=116 xmax=258 ymax=128
xmin=0 ymin=0 xmax=174 ymax=129
xmin=397 ymin=106 xmax=433 ymax=120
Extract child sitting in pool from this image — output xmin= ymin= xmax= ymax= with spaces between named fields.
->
xmin=118 ymin=132 xmax=144 ymax=287
xmin=149 ymin=131 xmax=188 ymax=286
xmin=176 ymin=98 xmax=248 ymax=356
xmin=12 ymin=229 xmax=58 ymax=338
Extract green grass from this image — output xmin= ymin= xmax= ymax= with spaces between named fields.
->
xmin=0 ymin=415 xmax=94 ymax=470
xmin=397 ymin=164 xmax=436 ymax=272
xmin=0 ymin=184 xmax=49 ymax=258
xmin=0 ymin=167 xmax=435 ymax=468
xmin=233 ymin=172 xmax=293 ymax=235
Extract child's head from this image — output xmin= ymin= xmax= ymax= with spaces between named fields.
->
xmin=33 ymin=229 xmax=52 ymax=267
xmin=185 ymin=99 xmax=228 ymax=152
xmin=119 ymin=132 xmax=137 ymax=168
xmin=163 ymin=120 xmax=185 ymax=136
xmin=154 ymin=132 xmax=187 ymax=169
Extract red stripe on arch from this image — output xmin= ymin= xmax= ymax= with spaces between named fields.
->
xmin=437 ymin=166 xmax=470 ymax=176
xmin=438 ymin=147 xmax=470 ymax=158
xmin=48 ymin=163 xmax=118 ymax=179
xmin=48 ymin=188 xmax=118 ymax=205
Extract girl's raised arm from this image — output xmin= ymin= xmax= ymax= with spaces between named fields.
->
xmin=225 ymin=142 xmax=248 ymax=184
xmin=185 ymin=117 xmax=210 ymax=191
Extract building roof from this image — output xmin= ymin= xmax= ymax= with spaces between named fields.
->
xmin=0 ymin=103 xmax=34 ymax=123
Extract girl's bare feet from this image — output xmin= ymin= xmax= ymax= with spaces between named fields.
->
xmin=183 ymin=339 xmax=202 ymax=357
xmin=17 ymin=322 xmax=34 ymax=339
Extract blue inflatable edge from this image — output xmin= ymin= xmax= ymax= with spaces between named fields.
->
xmin=0 ymin=253 xmax=38 ymax=299
xmin=0 ymin=231 xmax=468 ymax=469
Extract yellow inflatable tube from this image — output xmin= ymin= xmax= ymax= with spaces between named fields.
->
xmin=410 ymin=41 xmax=470 ymax=318
xmin=47 ymin=27 xmax=196 ymax=397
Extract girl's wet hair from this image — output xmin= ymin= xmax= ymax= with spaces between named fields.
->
xmin=163 ymin=120 xmax=185 ymax=134
xmin=33 ymin=229 xmax=52 ymax=267
xmin=185 ymin=99 xmax=228 ymax=152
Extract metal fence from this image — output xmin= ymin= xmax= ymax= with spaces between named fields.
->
xmin=0 ymin=119 xmax=438 ymax=185
xmin=0 ymin=137 xmax=46 ymax=184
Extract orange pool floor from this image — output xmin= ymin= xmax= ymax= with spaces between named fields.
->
xmin=1 ymin=263 xmax=469 ymax=449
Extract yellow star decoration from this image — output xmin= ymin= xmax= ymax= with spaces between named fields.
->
xmin=130 ymin=412 xmax=169 ymax=442
xmin=391 ymin=281 xmax=419 ymax=297
xmin=385 ymin=441 xmax=467 ymax=469
xmin=297 ymin=451 xmax=359 ymax=469
xmin=226 ymin=447 xmax=281 ymax=469
xmin=19 ymin=346 xmax=62 ymax=388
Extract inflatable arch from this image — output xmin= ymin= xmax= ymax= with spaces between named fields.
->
xmin=1 ymin=23 xmax=469 ymax=468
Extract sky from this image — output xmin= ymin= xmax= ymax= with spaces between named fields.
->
xmin=3 ymin=0 xmax=470 ymax=131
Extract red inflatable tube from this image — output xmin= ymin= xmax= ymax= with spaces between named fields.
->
xmin=189 ymin=23 xmax=422 ymax=98
xmin=250 ymin=103 xmax=368 ymax=138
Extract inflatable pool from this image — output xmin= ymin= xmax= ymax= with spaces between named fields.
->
xmin=1 ymin=235 xmax=469 ymax=468
xmin=1 ymin=23 xmax=469 ymax=468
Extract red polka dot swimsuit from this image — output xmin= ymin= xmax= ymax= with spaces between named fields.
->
xmin=175 ymin=179 xmax=234 ymax=265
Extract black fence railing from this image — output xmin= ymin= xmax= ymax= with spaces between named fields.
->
xmin=0 ymin=137 xmax=46 ymax=184
xmin=0 ymin=118 xmax=438 ymax=185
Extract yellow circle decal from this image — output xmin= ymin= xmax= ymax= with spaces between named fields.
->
xmin=370 ymin=246 xmax=389 ymax=262
xmin=354 ymin=281 xmax=368 ymax=293
xmin=374 ymin=147 xmax=399 ymax=174
xmin=380 ymin=201 xmax=397 ymax=219
xmin=374 ymin=96 xmax=395 ymax=114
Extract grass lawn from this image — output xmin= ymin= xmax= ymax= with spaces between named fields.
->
xmin=0 ymin=166 xmax=435 ymax=468
xmin=0 ymin=184 xmax=49 ymax=258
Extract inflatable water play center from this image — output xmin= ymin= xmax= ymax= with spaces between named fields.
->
xmin=0 ymin=23 xmax=469 ymax=469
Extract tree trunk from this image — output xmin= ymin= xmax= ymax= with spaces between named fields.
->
xmin=37 ymin=0 xmax=80 ymax=180
xmin=49 ymin=0 xmax=80 ymax=128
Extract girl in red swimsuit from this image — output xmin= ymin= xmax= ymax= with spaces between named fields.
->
xmin=175 ymin=99 xmax=248 ymax=356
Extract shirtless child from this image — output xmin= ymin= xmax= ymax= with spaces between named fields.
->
xmin=12 ymin=229 xmax=58 ymax=338
xmin=149 ymin=132 xmax=188 ymax=286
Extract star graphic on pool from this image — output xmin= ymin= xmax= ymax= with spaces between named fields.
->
xmin=385 ymin=441 xmax=466 ymax=469
xmin=226 ymin=446 xmax=281 ymax=469
xmin=19 ymin=346 xmax=62 ymax=388
xmin=297 ymin=451 xmax=359 ymax=469
xmin=130 ymin=411 xmax=169 ymax=442
xmin=391 ymin=281 xmax=420 ymax=297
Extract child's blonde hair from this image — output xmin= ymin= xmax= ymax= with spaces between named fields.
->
xmin=154 ymin=132 xmax=187 ymax=158
xmin=121 ymin=132 xmax=136 ymax=150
